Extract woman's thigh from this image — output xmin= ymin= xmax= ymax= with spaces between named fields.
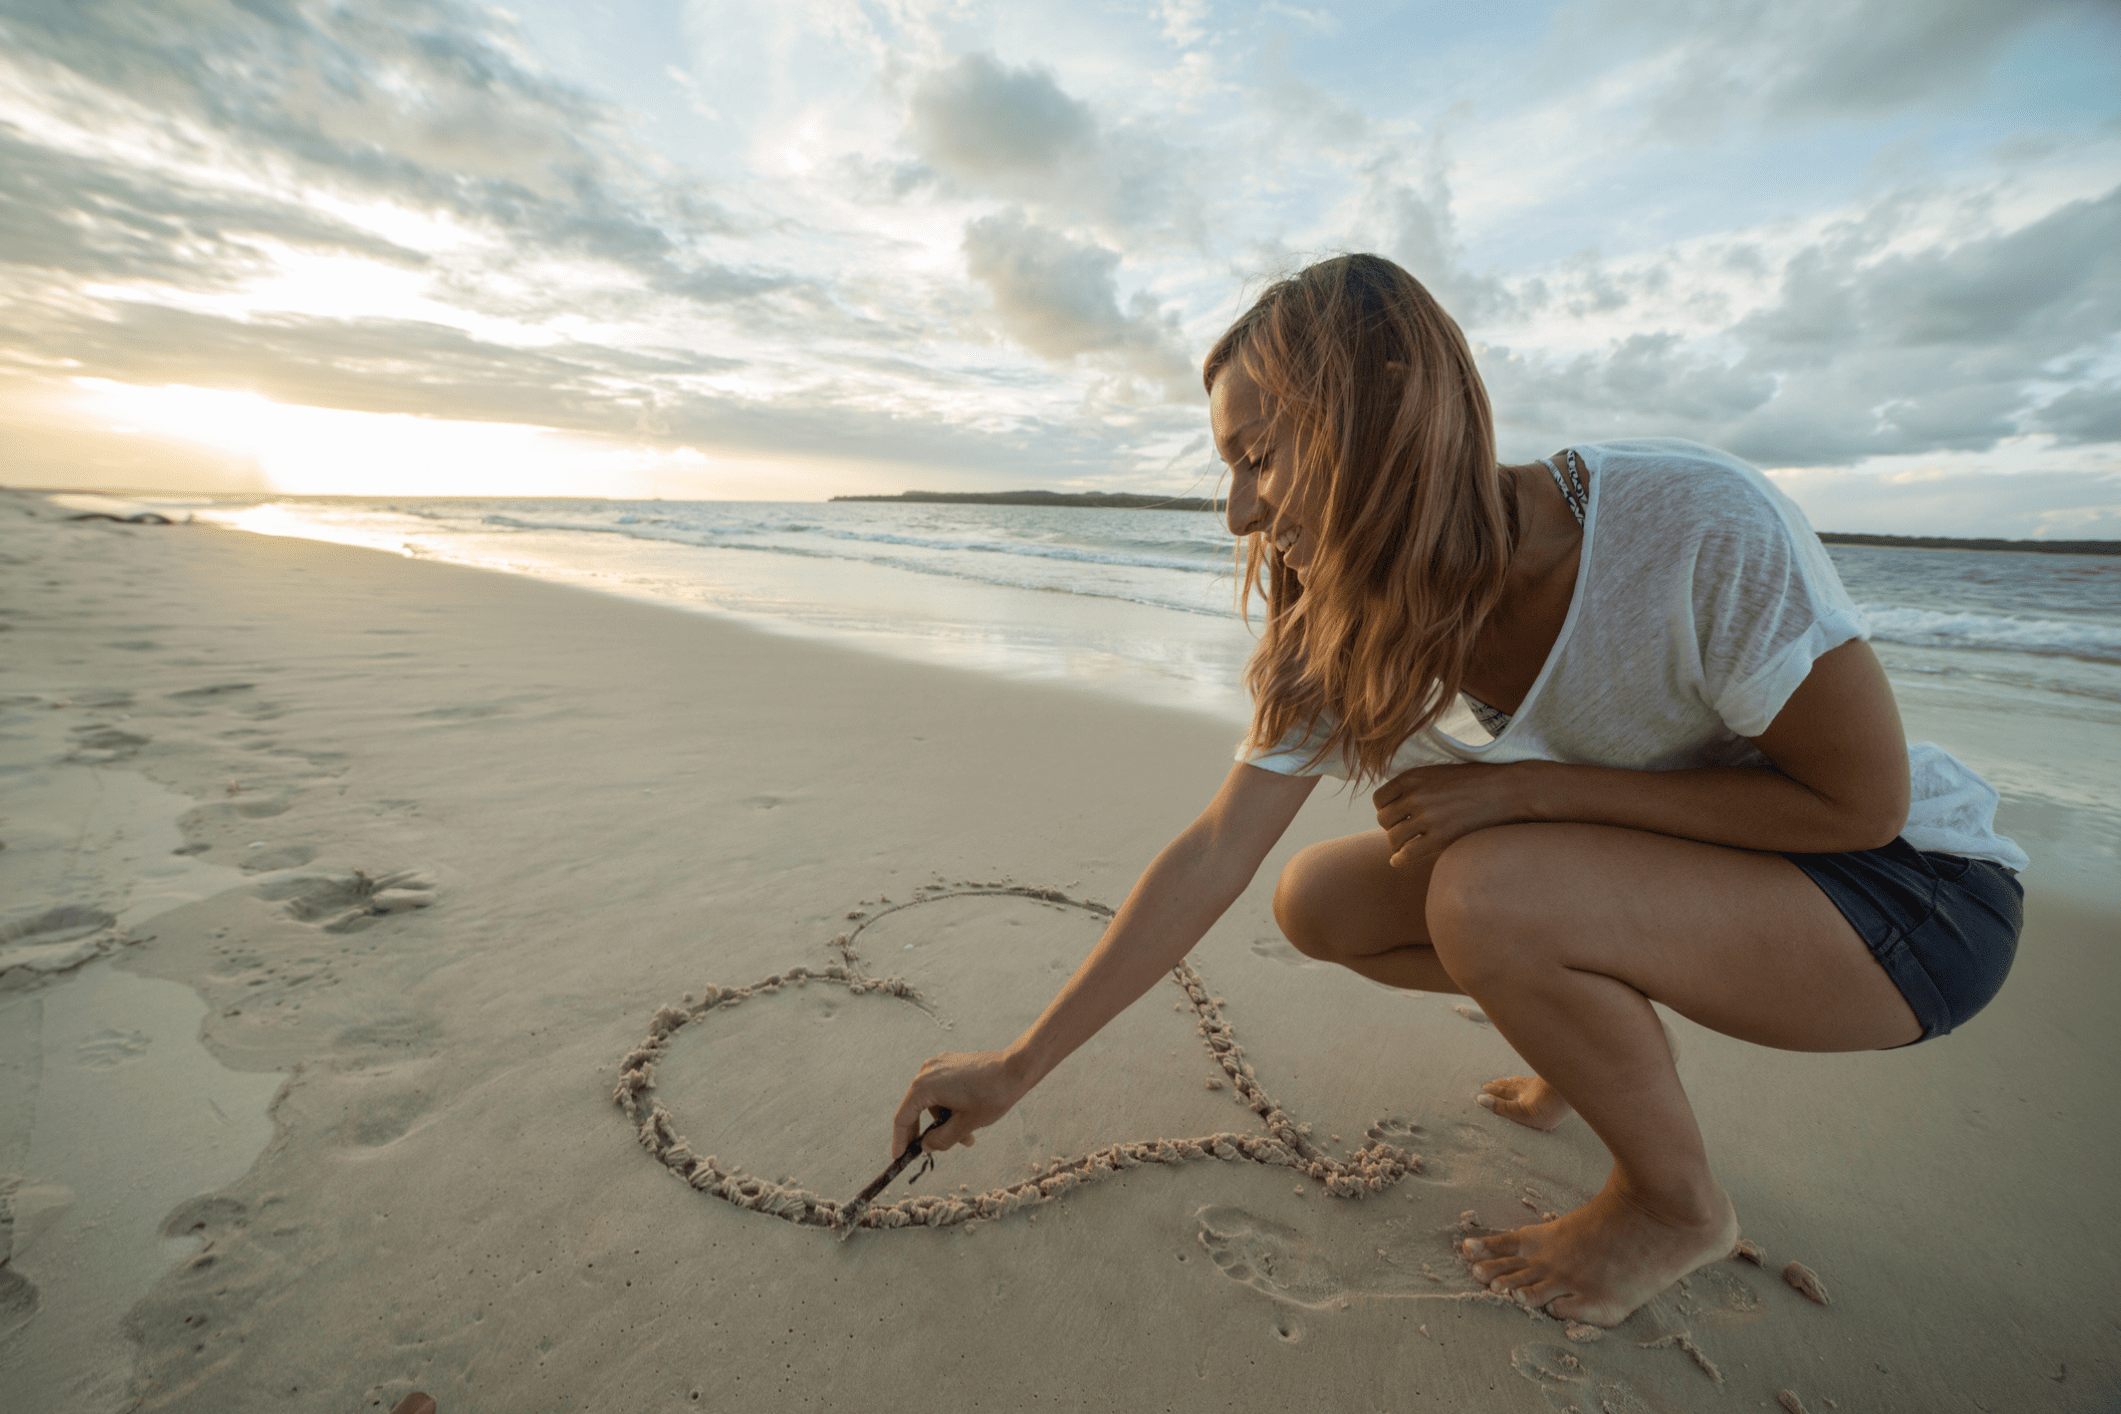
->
xmin=1275 ymin=822 xmax=1922 ymax=1053
xmin=1424 ymin=823 xmax=1922 ymax=1053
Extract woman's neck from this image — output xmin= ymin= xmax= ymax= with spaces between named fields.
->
xmin=1461 ymin=460 xmax=1586 ymax=712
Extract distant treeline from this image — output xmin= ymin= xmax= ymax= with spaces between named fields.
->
xmin=830 ymin=492 xmax=2118 ymax=555
xmin=831 ymin=490 xmax=1224 ymax=511
xmin=1815 ymin=532 xmax=2119 ymax=557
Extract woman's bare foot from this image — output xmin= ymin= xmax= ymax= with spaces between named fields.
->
xmin=1477 ymin=1074 xmax=1573 ymax=1130
xmin=1476 ymin=1019 xmax=1681 ymax=1132
xmin=1460 ymin=1174 xmax=1740 ymax=1328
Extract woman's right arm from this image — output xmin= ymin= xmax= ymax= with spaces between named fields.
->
xmin=889 ymin=762 xmax=1319 ymax=1155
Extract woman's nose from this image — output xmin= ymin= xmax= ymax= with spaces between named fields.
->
xmin=1227 ymin=474 xmax=1263 ymax=537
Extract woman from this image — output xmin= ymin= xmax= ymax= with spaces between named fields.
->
xmin=889 ymin=253 xmax=2024 ymax=1327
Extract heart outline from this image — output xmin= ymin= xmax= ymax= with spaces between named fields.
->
xmin=612 ymin=883 xmax=1422 ymax=1232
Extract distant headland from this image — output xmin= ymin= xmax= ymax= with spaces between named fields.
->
xmin=830 ymin=490 xmax=1224 ymax=511
xmin=1812 ymin=532 xmax=2119 ymax=557
xmin=828 ymin=492 xmax=2117 ymax=554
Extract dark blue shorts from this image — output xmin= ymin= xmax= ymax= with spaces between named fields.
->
xmin=1782 ymin=838 xmax=2022 ymax=1044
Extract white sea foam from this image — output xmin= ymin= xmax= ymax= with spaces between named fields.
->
xmin=1860 ymin=605 xmax=2121 ymax=664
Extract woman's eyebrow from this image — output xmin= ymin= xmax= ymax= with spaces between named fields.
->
xmin=1217 ymin=417 xmax=1266 ymax=463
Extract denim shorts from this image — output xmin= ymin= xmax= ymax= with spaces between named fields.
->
xmin=1782 ymin=838 xmax=2022 ymax=1043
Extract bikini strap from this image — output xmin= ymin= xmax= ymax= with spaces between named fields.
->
xmin=1546 ymin=449 xmax=1587 ymax=528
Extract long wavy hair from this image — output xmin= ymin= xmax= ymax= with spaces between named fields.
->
xmin=1204 ymin=254 xmax=1516 ymax=782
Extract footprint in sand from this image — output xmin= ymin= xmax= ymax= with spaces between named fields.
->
xmin=1193 ymin=1198 xmax=1483 ymax=1314
xmin=240 ymin=843 xmax=318 ymax=873
xmin=77 ymin=1026 xmax=153 ymax=1069
xmin=1509 ymin=1341 xmax=1657 ymax=1414
xmin=1196 ymin=1206 xmax=1344 ymax=1305
xmin=0 ymin=905 xmax=119 ymax=983
xmin=258 ymin=869 xmax=437 ymax=934
xmin=612 ymin=882 xmax=1424 ymax=1234
xmin=1246 ymin=934 xmax=1313 ymax=968
xmin=67 ymin=724 xmax=150 ymax=762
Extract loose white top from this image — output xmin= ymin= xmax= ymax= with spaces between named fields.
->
xmin=1242 ymin=438 xmax=2028 ymax=870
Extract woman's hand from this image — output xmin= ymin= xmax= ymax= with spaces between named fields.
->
xmin=1372 ymin=761 xmax=1538 ymax=867
xmin=890 ymin=1050 xmax=1029 ymax=1157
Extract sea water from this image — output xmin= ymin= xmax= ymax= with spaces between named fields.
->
xmin=160 ymin=494 xmax=2121 ymax=717
xmin=53 ymin=490 xmax=2121 ymax=897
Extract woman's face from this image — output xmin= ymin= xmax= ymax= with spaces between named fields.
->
xmin=1210 ymin=362 xmax=1312 ymax=578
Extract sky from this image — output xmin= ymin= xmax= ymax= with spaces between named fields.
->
xmin=1 ymin=0 xmax=2118 ymax=536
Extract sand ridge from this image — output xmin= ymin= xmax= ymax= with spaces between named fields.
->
xmin=612 ymin=881 xmax=1422 ymax=1231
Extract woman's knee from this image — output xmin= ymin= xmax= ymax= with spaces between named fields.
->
xmin=1424 ymin=827 xmax=1567 ymax=982
xmin=1272 ymin=841 xmax=1345 ymax=960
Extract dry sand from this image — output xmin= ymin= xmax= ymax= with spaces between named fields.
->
xmin=1 ymin=490 xmax=2116 ymax=1412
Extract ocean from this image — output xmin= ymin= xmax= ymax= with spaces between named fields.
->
xmin=68 ymin=491 xmax=2121 ymax=735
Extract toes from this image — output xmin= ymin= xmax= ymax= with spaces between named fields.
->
xmin=1485 ymin=1265 xmax=1538 ymax=1293
xmin=1471 ymin=1256 xmax=1530 ymax=1283
xmin=1546 ymin=1292 xmax=1618 ymax=1328
xmin=1464 ymin=1231 xmax=1524 ymax=1260
xmin=1517 ymin=1276 xmax=1572 ymax=1309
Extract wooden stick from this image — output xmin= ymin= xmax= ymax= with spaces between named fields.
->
xmin=838 ymin=1107 xmax=951 ymax=1241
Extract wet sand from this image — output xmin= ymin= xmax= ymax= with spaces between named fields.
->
xmin=2 ymin=490 xmax=2116 ymax=1412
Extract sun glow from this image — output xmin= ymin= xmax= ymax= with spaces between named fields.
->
xmin=62 ymin=379 xmax=727 ymax=497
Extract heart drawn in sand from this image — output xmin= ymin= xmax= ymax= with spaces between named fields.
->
xmin=611 ymin=883 xmax=1423 ymax=1234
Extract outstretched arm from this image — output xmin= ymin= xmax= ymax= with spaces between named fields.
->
xmin=890 ymin=762 xmax=1319 ymax=1155
xmin=1373 ymin=638 xmax=1910 ymax=865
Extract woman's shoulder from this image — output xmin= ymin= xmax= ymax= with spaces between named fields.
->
xmin=1580 ymin=439 xmax=1803 ymax=528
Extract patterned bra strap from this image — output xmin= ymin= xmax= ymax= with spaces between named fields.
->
xmin=1546 ymin=449 xmax=1588 ymax=528
xmin=1463 ymin=693 xmax=1513 ymax=736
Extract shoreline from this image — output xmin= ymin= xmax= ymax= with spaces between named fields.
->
xmin=2 ymin=493 xmax=2116 ymax=1410
xmin=17 ymin=486 xmax=2121 ymax=556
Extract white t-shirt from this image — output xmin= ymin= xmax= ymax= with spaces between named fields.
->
xmin=1242 ymin=439 xmax=2028 ymax=871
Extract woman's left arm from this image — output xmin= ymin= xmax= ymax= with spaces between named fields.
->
xmin=1375 ymin=638 xmax=1911 ymax=867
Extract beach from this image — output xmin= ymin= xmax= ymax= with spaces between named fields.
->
xmin=3 ymin=491 xmax=2118 ymax=1413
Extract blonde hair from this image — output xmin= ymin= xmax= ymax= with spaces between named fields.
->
xmin=1204 ymin=254 xmax=1515 ymax=782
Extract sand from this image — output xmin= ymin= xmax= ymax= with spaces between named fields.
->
xmin=1 ymin=489 xmax=2117 ymax=1412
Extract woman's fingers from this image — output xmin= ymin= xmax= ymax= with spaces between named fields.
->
xmin=891 ymin=1051 xmax=1020 ymax=1156
xmin=1371 ymin=769 xmax=1419 ymax=812
xmin=919 ymin=1110 xmax=977 ymax=1152
xmin=890 ymin=1085 xmax=931 ymax=1156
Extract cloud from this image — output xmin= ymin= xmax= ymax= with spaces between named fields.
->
xmin=1565 ymin=0 xmax=2068 ymax=133
xmin=907 ymin=51 xmax=1098 ymax=183
xmin=960 ymin=209 xmax=1193 ymax=395
xmin=1478 ymin=182 xmax=2121 ymax=469
xmin=900 ymin=52 xmax=1203 ymax=243
xmin=0 ymin=0 xmax=770 ymax=312
xmin=2030 ymin=384 xmax=2121 ymax=445
xmin=0 ymin=125 xmax=427 ymax=288
xmin=1361 ymin=146 xmax=1517 ymax=328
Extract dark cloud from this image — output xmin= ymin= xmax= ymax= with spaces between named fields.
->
xmin=2030 ymin=384 xmax=2121 ymax=445
xmin=961 ymin=209 xmax=1193 ymax=395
